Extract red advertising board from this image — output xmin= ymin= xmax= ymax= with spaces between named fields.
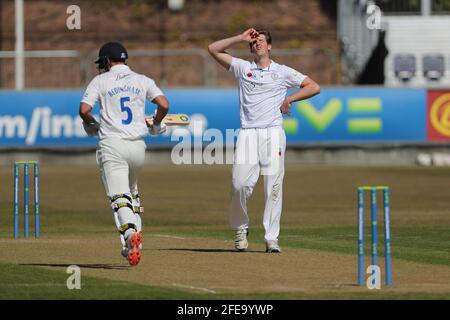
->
xmin=427 ymin=90 xmax=450 ymax=141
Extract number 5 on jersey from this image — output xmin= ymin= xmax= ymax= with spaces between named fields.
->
xmin=120 ymin=96 xmax=132 ymax=125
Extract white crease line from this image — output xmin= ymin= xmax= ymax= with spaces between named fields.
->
xmin=172 ymin=283 xmax=217 ymax=294
xmin=150 ymin=234 xmax=186 ymax=240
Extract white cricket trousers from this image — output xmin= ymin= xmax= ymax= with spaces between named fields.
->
xmin=96 ymin=137 xmax=146 ymax=238
xmin=229 ymin=126 xmax=286 ymax=241
xmin=96 ymin=137 xmax=146 ymax=196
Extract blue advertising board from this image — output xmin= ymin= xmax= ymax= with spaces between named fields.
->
xmin=286 ymin=87 xmax=426 ymax=144
xmin=0 ymin=88 xmax=426 ymax=148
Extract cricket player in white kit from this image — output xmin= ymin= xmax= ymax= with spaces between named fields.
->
xmin=79 ymin=42 xmax=168 ymax=266
xmin=208 ymin=28 xmax=320 ymax=252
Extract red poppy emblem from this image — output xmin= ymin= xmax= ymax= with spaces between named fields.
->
xmin=247 ymin=72 xmax=253 ymax=77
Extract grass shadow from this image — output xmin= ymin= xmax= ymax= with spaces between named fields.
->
xmin=155 ymin=248 xmax=266 ymax=254
xmin=320 ymin=283 xmax=360 ymax=288
xmin=20 ymin=263 xmax=128 ymax=270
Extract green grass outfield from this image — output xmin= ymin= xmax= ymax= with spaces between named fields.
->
xmin=156 ymin=225 xmax=450 ymax=267
xmin=0 ymin=164 xmax=449 ymax=299
xmin=1 ymin=262 xmax=449 ymax=300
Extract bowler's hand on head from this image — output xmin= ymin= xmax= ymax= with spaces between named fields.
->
xmin=240 ymin=28 xmax=259 ymax=43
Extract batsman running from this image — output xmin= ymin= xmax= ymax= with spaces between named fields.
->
xmin=79 ymin=42 xmax=168 ymax=266
xmin=208 ymin=28 xmax=320 ymax=252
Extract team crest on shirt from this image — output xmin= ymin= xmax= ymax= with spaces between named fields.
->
xmin=271 ymin=73 xmax=279 ymax=80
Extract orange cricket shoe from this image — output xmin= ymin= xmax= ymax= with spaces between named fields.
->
xmin=127 ymin=232 xmax=142 ymax=266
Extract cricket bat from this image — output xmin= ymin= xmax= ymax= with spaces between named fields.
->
xmin=145 ymin=114 xmax=190 ymax=126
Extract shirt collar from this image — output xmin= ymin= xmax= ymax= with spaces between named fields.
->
xmin=251 ymin=60 xmax=275 ymax=71
xmin=110 ymin=64 xmax=130 ymax=72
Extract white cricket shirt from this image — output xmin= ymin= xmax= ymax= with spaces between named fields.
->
xmin=229 ymin=58 xmax=307 ymax=129
xmin=81 ymin=64 xmax=164 ymax=140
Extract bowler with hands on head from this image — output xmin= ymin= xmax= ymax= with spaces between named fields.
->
xmin=79 ymin=41 xmax=168 ymax=266
xmin=208 ymin=28 xmax=321 ymax=253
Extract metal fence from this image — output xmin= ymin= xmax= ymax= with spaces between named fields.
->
xmin=0 ymin=50 xmax=86 ymax=89
xmin=374 ymin=0 xmax=450 ymax=15
xmin=374 ymin=0 xmax=422 ymax=14
xmin=432 ymin=0 xmax=450 ymax=14
xmin=0 ymin=48 xmax=338 ymax=89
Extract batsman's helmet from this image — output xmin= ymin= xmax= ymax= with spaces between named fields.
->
xmin=95 ymin=42 xmax=128 ymax=72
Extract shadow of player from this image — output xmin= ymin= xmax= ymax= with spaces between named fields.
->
xmin=155 ymin=248 xmax=265 ymax=254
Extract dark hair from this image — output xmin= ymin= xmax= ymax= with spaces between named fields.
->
xmin=256 ymin=30 xmax=272 ymax=44
xmin=110 ymin=58 xmax=126 ymax=63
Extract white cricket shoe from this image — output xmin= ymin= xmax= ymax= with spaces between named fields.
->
xmin=121 ymin=246 xmax=129 ymax=258
xmin=234 ymin=228 xmax=248 ymax=251
xmin=265 ymin=240 xmax=281 ymax=253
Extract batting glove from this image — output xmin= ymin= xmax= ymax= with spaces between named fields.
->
xmin=83 ymin=120 xmax=100 ymax=137
xmin=148 ymin=117 xmax=167 ymax=136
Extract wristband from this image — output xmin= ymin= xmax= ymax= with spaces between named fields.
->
xmin=153 ymin=116 xmax=161 ymax=126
